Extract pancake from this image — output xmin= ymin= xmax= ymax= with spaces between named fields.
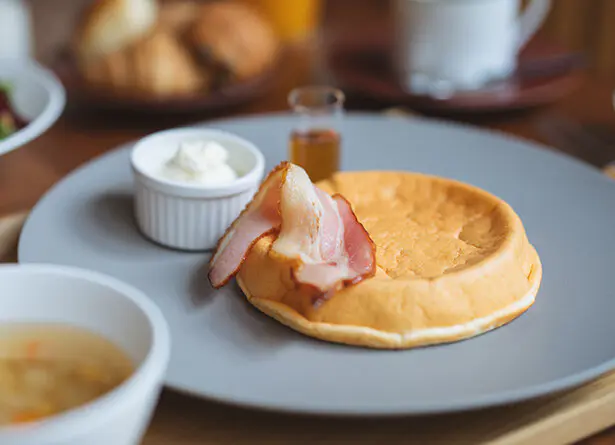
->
xmin=236 ymin=171 xmax=542 ymax=349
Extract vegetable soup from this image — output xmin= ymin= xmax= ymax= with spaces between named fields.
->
xmin=0 ymin=323 xmax=134 ymax=426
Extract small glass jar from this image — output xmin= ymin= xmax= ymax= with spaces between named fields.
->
xmin=287 ymin=85 xmax=345 ymax=182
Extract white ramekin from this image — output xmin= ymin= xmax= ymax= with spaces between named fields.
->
xmin=130 ymin=127 xmax=265 ymax=251
xmin=0 ymin=263 xmax=171 ymax=445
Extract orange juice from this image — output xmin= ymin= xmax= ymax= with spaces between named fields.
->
xmin=240 ymin=0 xmax=323 ymax=42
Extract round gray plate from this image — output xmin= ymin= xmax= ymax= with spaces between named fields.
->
xmin=18 ymin=113 xmax=615 ymax=416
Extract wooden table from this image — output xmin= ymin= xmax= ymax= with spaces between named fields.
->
xmin=4 ymin=2 xmax=615 ymax=444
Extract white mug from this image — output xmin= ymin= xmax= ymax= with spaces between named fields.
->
xmin=394 ymin=0 xmax=551 ymax=97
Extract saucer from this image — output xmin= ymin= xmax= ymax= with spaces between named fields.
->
xmin=325 ymin=33 xmax=585 ymax=114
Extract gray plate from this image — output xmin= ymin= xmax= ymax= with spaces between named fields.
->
xmin=18 ymin=113 xmax=615 ymax=416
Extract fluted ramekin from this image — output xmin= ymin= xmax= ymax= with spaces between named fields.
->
xmin=130 ymin=128 xmax=265 ymax=251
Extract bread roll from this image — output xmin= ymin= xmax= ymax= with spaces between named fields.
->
xmin=158 ymin=0 xmax=200 ymax=33
xmin=131 ymin=28 xmax=208 ymax=95
xmin=72 ymin=0 xmax=277 ymax=98
xmin=80 ymin=29 xmax=208 ymax=97
xmin=189 ymin=1 xmax=279 ymax=81
xmin=74 ymin=0 xmax=158 ymax=61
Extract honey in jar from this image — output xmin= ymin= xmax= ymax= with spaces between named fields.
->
xmin=288 ymin=86 xmax=345 ymax=182
xmin=289 ymin=128 xmax=340 ymax=183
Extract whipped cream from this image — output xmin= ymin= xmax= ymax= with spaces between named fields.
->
xmin=162 ymin=140 xmax=238 ymax=185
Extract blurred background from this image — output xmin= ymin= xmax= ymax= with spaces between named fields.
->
xmin=4 ymin=0 xmax=615 ymax=214
xmin=11 ymin=0 xmax=606 ymax=121
xmin=26 ymin=0 xmax=615 ymax=80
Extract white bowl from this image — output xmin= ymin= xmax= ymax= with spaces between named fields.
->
xmin=0 ymin=59 xmax=66 ymax=157
xmin=0 ymin=264 xmax=170 ymax=445
xmin=130 ymin=127 xmax=265 ymax=251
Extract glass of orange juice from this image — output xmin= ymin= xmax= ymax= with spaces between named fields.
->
xmin=240 ymin=0 xmax=323 ymax=43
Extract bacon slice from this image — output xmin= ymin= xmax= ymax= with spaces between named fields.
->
xmin=208 ymin=162 xmax=377 ymax=302
xmin=291 ymin=195 xmax=377 ymax=303
xmin=207 ymin=163 xmax=287 ymax=288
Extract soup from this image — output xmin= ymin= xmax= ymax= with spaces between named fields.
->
xmin=0 ymin=323 xmax=134 ymax=426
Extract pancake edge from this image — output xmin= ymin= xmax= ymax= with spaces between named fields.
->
xmin=236 ymin=245 xmax=542 ymax=350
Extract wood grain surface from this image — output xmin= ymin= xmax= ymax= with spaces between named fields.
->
xmin=4 ymin=1 xmax=615 ymax=443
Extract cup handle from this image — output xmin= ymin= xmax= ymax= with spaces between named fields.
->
xmin=517 ymin=0 xmax=551 ymax=50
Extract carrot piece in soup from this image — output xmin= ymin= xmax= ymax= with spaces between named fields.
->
xmin=10 ymin=411 xmax=44 ymax=424
xmin=24 ymin=341 xmax=40 ymax=359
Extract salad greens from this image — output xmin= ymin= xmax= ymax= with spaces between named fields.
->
xmin=0 ymin=82 xmax=28 ymax=140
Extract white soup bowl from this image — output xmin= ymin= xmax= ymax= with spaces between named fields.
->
xmin=0 ymin=264 xmax=171 ymax=445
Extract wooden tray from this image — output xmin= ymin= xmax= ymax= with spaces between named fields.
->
xmin=2 ymin=210 xmax=615 ymax=445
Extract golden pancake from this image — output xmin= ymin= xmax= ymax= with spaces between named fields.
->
xmin=237 ymin=172 xmax=542 ymax=349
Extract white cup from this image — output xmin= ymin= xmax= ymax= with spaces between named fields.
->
xmin=394 ymin=0 xmax=551 ymax=97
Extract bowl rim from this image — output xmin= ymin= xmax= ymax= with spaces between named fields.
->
xmin=130 ymin=127 xmax=266 ymax=199
xmin=0 ymin=59 xmax=66 ymax=157
xmin=0 ymin=263 xmax=171 ymax=441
